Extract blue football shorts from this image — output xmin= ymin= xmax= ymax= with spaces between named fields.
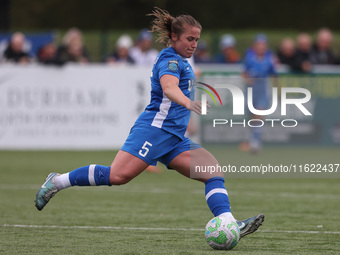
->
xmin=121 ymin=123 xmax=201 ymax=168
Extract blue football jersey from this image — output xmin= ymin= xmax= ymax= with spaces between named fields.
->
xmin=244 ymin=52 xmax=276 ymax=78
xmin=244 ymin=52 xmax=276 ymax=95
xmin=135 ymin=47 xmax=195 ymax=139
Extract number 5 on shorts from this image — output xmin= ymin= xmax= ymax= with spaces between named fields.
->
xmin=139 ymin=141 xmax=152 ymax=157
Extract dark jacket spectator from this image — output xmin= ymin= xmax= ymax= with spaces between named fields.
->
xmin=277 ymin=38 xmax=299 ymax=71
xmin=310 ymin=28 xmax=335 ymax=65
xmin=2 ymin=32 xmax=30 ymax=64
xmin=294 ymin=33 xmax=313 ymax=72
xmin=56 ymin=28 xmax=90 ymax=64
xmin=37 ymin=43 xmax=65 ymax=66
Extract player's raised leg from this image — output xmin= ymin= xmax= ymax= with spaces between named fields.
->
xmin=35 ymin=150 xmax=148 ymax=211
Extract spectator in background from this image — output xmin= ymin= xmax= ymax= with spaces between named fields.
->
xmin=193 ymin=39 xmax=211 ymax=63
xmin=277 ymin=37 xmax=301 ymax=72
xmin=130 ymin=28 xmax=159 ymax=65
xmin=244 ymin=33 xmax=275 ymax=61
xmin=56 ymin=27 xmax=90 ymax=64
xmin=277 ymin=36 xmax=314 ymax=73
xmin=2 ymin=32 xmax=30 ymax=64
xmin=37 ymin=43 xmax=64 ymax=66
xmin=214 ymin=34 xmax=240 ymax=63
xmin=295 ymin=33 xmax=313 ymax=72
xmin=105 ymin=34 xmax=135 ymax=65
xmin=310 ymin=28 xmax=335 ymax=65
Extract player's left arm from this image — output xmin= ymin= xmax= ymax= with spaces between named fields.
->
xmin=160 ymin=74 xmax=202 ymax=115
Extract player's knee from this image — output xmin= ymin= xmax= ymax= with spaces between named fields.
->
xmin=109 ymin=173 xmax=133 ymax=185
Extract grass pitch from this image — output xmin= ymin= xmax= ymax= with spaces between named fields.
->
xmin=0 ymin=147 xmax=339 ymax=254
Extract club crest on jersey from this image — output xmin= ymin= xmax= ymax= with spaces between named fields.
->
xmin=168 ymin=59 xmax=179 ymax=71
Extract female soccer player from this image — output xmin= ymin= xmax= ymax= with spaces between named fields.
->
xmin=35 ymin=7 xmax=264 ymax=239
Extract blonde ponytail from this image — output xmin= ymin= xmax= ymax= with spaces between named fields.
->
xmin=148 ymin=7 xmax=201 ymax=46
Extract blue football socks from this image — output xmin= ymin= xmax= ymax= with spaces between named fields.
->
xmin=54 ymin=165 xmax=111 ymax=190
xmin=205 ymin=177 xmax=231 ymax=216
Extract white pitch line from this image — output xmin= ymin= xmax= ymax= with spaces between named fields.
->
xmin=1 ymin=224 xmax=340 ymax=235
xmin=0 ymin=184 xmax=339 ymax=200
xmin=1 ymin=224 xmax=202 ymax=232
xmin=260 ymin=230 xmax=340 ymax=234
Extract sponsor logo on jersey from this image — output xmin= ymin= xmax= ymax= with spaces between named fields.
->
xmin=168 ymin=59 xmax=179 ymax=71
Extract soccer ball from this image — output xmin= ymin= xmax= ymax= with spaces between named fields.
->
xmin=205 ymin=216 xmax=240 ymax=250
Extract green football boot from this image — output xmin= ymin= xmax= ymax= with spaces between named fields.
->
xmin=237 ymin=214 xmax=265 ymax=238
xmin=35 ymin=172 xmax=60 ymax=211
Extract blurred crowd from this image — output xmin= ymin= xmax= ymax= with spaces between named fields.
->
xmin=1 ymin=27 xmax=339 ymax=73
xmin=194 ymin=27 xmax=338 ymax=73
xmin=0 ymin=27 xmax=159 ymax=67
